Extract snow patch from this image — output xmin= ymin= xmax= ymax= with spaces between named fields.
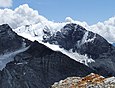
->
xmin=81 ymin=31 xmax=89 ymax=45
xmin=86 ymin=33 xmax=96 ymax=43
xmin=0 ymin=46 xmax=30 ymax=70
xmin=41 ymin=43 xmax=95 ymax=66
xmin=105 ymin=77 xmax=115 ymax=83
xmin=81 ymin=32 xmax=96 ymax=45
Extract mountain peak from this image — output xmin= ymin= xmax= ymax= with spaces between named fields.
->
xmin=0 ymin=24 xmax=12 ymax=31
xmin=0 ymin=24 xmax=30 ymax=54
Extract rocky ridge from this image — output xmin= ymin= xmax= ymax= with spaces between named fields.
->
xmin=51 ymin=73 xmax=115 ymax=88
xmin=0 ymin=24 xmax=94 ymax=88
xmin=0 ymin=24 xmax=31 ymax=54
xmin=43 ymin=23 xmax=115 ymax=77
xmin=0 ymin=24 xmax=115 ymax=88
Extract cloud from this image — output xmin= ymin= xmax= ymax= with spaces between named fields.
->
xmin=65 ymin=17 xmax=74 ymax=22
xmin=89 ymin=16 xmax=115 ymax=43
xmin=0 ymin=0 xmax=12 ymax=8
xmin=0 ymin=4 xmax=48 ymax=28
xmin=0 ymin=4 xmax=115 ymax=43
xmin=64 ymin=16 xmax=115 ymax=43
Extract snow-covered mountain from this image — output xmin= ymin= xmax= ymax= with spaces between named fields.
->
xmin=1 ymin=4 xmax=113 ymax=67
xmin=13 ymin=22 xmax=115 ymax=77
xmin=42 ymin=23 xmax=115 ymax=77
xmin=0 ymin=24 xmax=94 ymax=88
xmin=0 ymin=23 xmax=115 ymax=88
xmin=13 ymin=23 xmax=94 ymax=66
xmin=0 ymin=4 xmax=115 ymax=88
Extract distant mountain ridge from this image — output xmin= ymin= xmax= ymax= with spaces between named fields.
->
xmin=42 ymin=23 xmax=115 ymax=77
xmin=43 ymin=23 xmax=113 ymax=60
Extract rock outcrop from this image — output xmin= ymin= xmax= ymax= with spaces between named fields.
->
xmin=51 ymin=73 xmax=115 ymax=88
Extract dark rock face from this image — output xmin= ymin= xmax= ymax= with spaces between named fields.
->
xmin=0 ymin=23 xmax=115 ymax=88
xmin=0 ymin=41 xmax=94 ymax=88
xmin=43 ymin=23 xmax=115 ymax=77
xmin=0 ymin=24 xmax=94 ymax=88
xmin=0 ymin=24 xmax=31 ymax=54
xmin=43 ymin=23 xmax=114 ymax=59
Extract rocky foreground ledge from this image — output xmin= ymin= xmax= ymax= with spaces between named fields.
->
xmin=51 ymin=73 xmax=115 ymax=88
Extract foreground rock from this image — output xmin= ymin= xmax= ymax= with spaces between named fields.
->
xmin=51 ymin=73 xmax=115 ymax=88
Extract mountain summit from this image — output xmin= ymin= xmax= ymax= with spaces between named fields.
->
xmin=0 ymin=24 xmax=30 ymax=54
xmin=43 ymin=23 xmax=115 ymax=76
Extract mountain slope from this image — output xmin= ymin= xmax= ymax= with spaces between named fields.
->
xmin=0 ymin=24 xmax=94 ymax=88
xmin=0 ymin=41 xmax=94 ymax=88
xmin=14 ymin=23 xmax=115 ymax=77
xmin=43 ymin=23 xmax=115 ymax=77
xmin=0 ymin=24 xmax=31 ymax=54
xmin=0 ymin=23 xmax=115 ymax=87
xmin=0 ymin=24 xmax=31 ymax=70
xmin=43 ymin=23 xmax=114 ymax=60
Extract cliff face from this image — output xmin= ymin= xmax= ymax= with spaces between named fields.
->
xmin=51 ymin=73 xmax=115 ymax=88
xmin=0 ymin=24 xmax=31 ymax=54
xmin=0 ymin=41 xmax=94 ymax=88
xmin=43 ymin=23 xmax=114 ymax=60
xmin=0 ymin=24 xmax=115 ymax=88
xmin=0 ymin=24 xmax=94 ymax=88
